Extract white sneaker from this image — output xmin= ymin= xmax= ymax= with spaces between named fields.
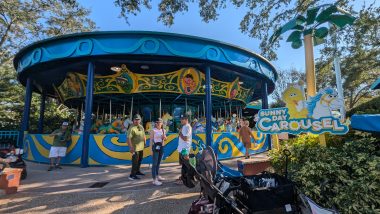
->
xmin=153 ymin=179 xmax=162 ymax=186
xmin=157 ymin=176 xmax=166 ymax=181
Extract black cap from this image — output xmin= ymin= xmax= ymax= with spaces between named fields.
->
xmin=133 ymin=114 xmax=142 ymax=120
xmin=180 ymin=115 xmax=188 ymax=120
xmin=156 ymin=118 xmax=163 ymax=123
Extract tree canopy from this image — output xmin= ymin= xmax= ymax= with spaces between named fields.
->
xmin=316 ymin=2 xmax=379 ymax=109
xmin=113 ymin=0 xmax=379 ymax=109
xmin=113 ymin=0 xmax=363 ymax=60
xmin=0 ymin=0 xmax=95 ymax=131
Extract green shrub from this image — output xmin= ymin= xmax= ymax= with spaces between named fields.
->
xmin=269 ymin=135 xmax=380 ymax=213
xmin=347 ymin=96 xmax=380 ymax=116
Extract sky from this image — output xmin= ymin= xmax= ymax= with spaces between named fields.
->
xmin=76 ymin=0 xmax=371 ymax=104
xmin=78 ymin=0 xmax=310 ymax=72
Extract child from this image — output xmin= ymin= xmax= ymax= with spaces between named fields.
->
xmin=239 ymin=119 xmax=256 ymax=159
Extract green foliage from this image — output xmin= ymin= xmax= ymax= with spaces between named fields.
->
xmin=270 ymin=4 xmax=355 ymax=49
xmin=0 ymin=0 xmax=95 ymax=65
xmin=316 ymin=3 xmax=380 ymax=109
xmin=269 ymin=135 xmax=380 ymax=213
xmin=347 ymin=96 xmax=380 ymax=116
xmin=113 ymin=0 xmax=364 ymax=60
xmin=0 ymin=0 xmax=95 ymax=132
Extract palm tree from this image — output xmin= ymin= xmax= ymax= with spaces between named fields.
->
xmin=270 ymin=4 xmax=355 ymax=146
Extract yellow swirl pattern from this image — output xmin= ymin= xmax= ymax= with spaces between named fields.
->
xmin=31 ymin=135 xmax=49 ymax=158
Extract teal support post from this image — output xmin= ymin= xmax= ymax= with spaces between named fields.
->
xmin=19 ymin=78 xmax=32 ymax=148
xmin=81 ymin=62 xmax=94 ymax=167
xmin=205 ymin=66 xmax=212 ymax=146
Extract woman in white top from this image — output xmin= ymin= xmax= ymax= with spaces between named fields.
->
xmin=150 ymin=118 xmax=167 ymax=186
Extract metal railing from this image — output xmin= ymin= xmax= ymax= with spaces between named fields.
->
xmin=0 ymin=131 xmax=19 ymax=148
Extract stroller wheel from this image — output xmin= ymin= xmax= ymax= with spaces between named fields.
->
xmin=21 ymin=169 xmax=27 ymax=180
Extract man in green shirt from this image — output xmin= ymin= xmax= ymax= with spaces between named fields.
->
xmin=127 ymin=114 xmax=146 ymax=180
xmin=48 ymin=122 xmax=71 ymax=171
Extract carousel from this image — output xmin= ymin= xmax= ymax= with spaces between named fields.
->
xmin=14 ymin=31 xmax=278 ymax=167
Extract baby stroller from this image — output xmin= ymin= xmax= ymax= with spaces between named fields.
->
xmin=184 ymin=144 xmax=298 ymax=214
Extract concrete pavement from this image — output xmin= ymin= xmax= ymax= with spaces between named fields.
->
xmin=0 ymin=154 xmax=270 ymax=214
xmin=0 ymin=162 xmax=199 ymax=214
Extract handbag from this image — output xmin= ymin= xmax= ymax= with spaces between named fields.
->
xmin=153 ymin=129 xmax=165 ymax=152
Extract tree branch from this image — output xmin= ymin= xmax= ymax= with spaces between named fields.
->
xmin=0 ymin=19 xmax=13 ymax=48
xmin=351 ymin=85 xmax=371 ymax=107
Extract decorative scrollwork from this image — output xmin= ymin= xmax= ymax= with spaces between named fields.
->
xmin=56 ymin=66 xmax=253 ymax=104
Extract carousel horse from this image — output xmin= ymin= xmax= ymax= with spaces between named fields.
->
xmin=231 ymin=114 xmax=238 ymax=132
xmin=77 ymin=116 xmax=85 ymax=134
xmin=162 ymin=112 xmax=173 ymax=133
xmin=123 ymin=118 xmax=132 ymax=132
xmin=91 ymin=119 xmax=104 ymax=133
xmin=307 ymin=87 xmax=343 ymax=119
xmin=98 ymin=119 xmax=124 ymax=134
xmin=217 ymin=118 xmax=225 ymax=132
xmin=211 ymin=117 xmax=218 ymax=132
xmin=282 ymin=81 xmax=308 ymax=119
xmin=192 ymin=119 xmax=205 ymax=133
xmin=145 ymin=121 xmax=155 ymax=133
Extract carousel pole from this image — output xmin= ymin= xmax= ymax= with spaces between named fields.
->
xmin=205 ymin=66 xmax=212 ymax=146
xmin=130 ymin=96 xmax=134 ymax=120
xmin=38 ymin=90 xmax=46 ymax=133
xmin=109 ymin=99 xmax=112 ymax=123
xmin=81 ymin=62 xmax=94 ymax=168
xmin=96 ymin=104 xmax=99 ymax=120
xmin=203 ymin=100 xmax=205 ymax=118
xmin=229 ymin=102 xmax=232 ymax=118
xmin=185 ymin=98 xmax=188 ymax=114
xmin=159 ymin=98 xmax=162 ymax=118
xmin=224 ymin=101 xmax=227 ymax=118
xmin=198 ymin=105 xmax=200 ymax=119
xmin=81 ymin=102 xmax=83 ymax=120
xmin=102 ymin=106 xmax=105 ymax=122
xmin=123 ymin=103 xmax=126 ymax=118
xmin=236 ymin=105 xmax=239 ymax=120
xmin=19 ymin=78 xmax=33 ymax=147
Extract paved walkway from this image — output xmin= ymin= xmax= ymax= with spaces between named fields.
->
xmin=0 ymin=162 xmax=200 ymax=214
xmin=0 ymin=154 xmax=270 ymax=214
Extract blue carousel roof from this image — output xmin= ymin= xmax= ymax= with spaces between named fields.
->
xmin=13 ymin=31 xmax=278 ymax=102
xmin=371 ymin=77 xmax=380 ymax=90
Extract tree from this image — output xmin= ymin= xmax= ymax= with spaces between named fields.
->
xmin=113 ymin=0 xmax=360 ymax=60
xmin=0 ymin=0 xmax=95 ymax=131
xmin=316 ymin=2 xmax=380 ymax=109
xmin=0 ymin=0 xmax=95 ymax=65
xmin=112 ymin=0 xmax=378 ymax=109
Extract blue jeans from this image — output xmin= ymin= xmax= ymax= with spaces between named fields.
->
xmin=152 ymin=146 xmax=164 ymax=179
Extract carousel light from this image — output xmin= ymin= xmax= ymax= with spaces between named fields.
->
xmin=239 ymin=81 xmax=244 ymax=85
xmin=140 ymin=65 xmax=150 ymax=70
xmin=111 ymin=66 xmax=122 ymax=72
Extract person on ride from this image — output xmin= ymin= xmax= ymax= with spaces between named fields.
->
xmin=127 ymin=114 xmax=146 ymax=180
xmin=48 ymin=122 xmax=71 ymax=171
xmin=239 ymin=119 xmax=256 ymax=159
xmin=0 ymin=157 xmax=10 ymax=171
xmin=150 ymin=118 xmax=167 ymax=186
xmin=225 ymin=118 xmax=233 ymax=132
xmin=176 ymin=115 xmax=192 ymax=184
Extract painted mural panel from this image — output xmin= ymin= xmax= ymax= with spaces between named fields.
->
xmin=55 ymin=66 xmax=253 ymax=104
xmin=23 ymin=132 xmax=268 ymax=165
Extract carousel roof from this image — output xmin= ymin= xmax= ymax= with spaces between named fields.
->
xmin=14 ymin=31 xmax=278 ymax=102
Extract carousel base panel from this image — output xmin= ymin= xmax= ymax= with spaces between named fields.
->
xmin=22 ymin=132 xmax=269 ymax=165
